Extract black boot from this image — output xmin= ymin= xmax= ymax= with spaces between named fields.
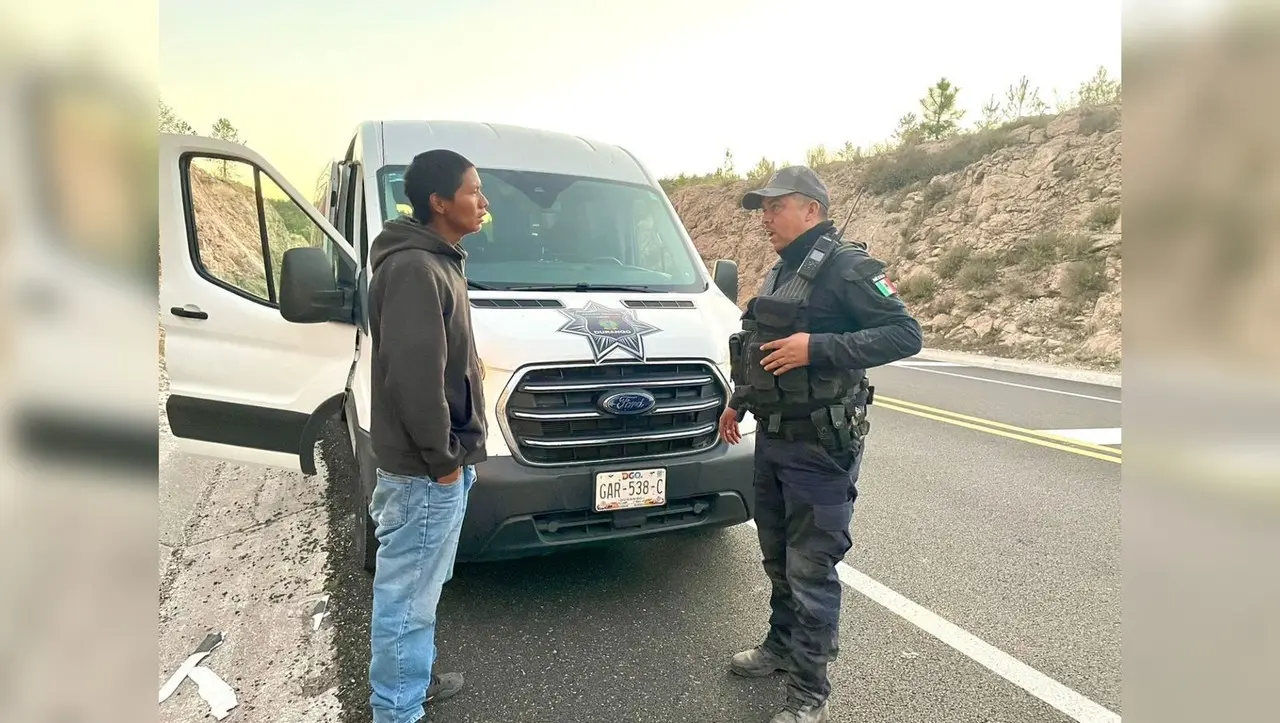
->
xmin=768 ymin=699 xmax=829 ymax=722
xmin=730 ymin=645 xmax=789 ymax=677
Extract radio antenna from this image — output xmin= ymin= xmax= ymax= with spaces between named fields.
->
xmin=837 ymin=188 xmax=866 ymax=238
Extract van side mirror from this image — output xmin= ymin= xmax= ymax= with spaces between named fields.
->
xmin=712 ymin=259 xmax=738 ymax=302
xmin=279 ymin=246 xmax=352 ymax=323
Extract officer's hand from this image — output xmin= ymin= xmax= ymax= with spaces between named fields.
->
xmin=760 ymin=332 xmax=811 ymax=375
xmin=718 ymin=407 xmax=742 ymax=445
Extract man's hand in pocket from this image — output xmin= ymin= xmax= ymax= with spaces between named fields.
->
xmin=439 ymin=467 xmax=462 ymax=485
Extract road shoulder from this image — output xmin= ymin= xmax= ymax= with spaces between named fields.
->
xmin=910 ymin=348 xmax=1122 ymax=388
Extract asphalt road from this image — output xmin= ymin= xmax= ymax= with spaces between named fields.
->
xmin=158 ymin=357 xmax=1122 ymax=723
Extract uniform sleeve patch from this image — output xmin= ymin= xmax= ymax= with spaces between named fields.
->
xmin=872 ymin=272 xmax=897 ymax=297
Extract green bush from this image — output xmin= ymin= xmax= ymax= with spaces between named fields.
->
xmin=937 ymin=246 xmax=971 ymax=279
xmin=1019 ymin=113 xmax=1055 ymax=130
xmin=1007 ymin=231 xmax=1096 ymax=270
xmin=862 ymin=127 xmax=1016 ymax=194
xmin=1063 ymin=233 xmax=1097 ymax=258
xmin=1005 ymin=277 xmax=1031 ymax=299
xmin=805 ymin=144 xmax=831 ymax=167
xmin=1078 ymin=106 xmax=1119 ymax=135
xmin=1010 ymin=232 xmax=1062 ymax=270
xmin=897 ymin=272 xmax=938 ymax=303
xmin=1064 ymin=257 xmax=1109 ymax=302
xmin=957 ymin=253 xmax=999 ymax=290
xmin=1088 ymin=203 xmax=1120 ymax=230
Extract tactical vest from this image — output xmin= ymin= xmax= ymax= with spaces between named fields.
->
xmin=728 ymin=232 xmax=872 ymax=453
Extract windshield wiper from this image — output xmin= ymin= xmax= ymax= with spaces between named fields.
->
xmin=467 ymin=280 xmax=500 ymax=290
xmin=500 ymin=283 xmax=656 ymax=293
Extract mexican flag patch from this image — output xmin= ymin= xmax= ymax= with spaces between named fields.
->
xmin=872 ymin=272 xmax=897 ymax=297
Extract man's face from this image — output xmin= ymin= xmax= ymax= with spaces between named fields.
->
xmin=436 ymin=166 xmax=490 ymax=236
xmin=760 ymin=193 xmax=821 ymax=253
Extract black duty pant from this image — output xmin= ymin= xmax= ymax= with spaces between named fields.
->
xmin=753 ymin=431 xmax=862 ymax=707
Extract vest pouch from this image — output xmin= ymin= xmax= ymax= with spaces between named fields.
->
xmin=777 ymin=367 xmax=810 ymax=404
xmin=746 ymin=339 xmax=778 ymax=393
xmin=751 ymin=296 xmax=803 ymax=406
xmin=810 ymin=368 xmax=843 ymax=401
xmin=728 ymin=331 xmax=747 ymax=386
xmin=752 ymin=296 xmax=802 ymax=333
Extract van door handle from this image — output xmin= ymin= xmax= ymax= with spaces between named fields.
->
xmin=170 ymin=305 xmax=208 ymax=320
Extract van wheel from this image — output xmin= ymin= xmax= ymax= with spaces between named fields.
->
xmin=360 ymin=509 xmax=378 ymax=573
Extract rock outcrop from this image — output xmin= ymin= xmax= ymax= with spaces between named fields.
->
xmin=668 ymin=104 xmax=1122 ymax=371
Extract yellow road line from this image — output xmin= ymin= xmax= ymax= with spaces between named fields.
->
xmin=875 ymin=400 xmax=1122 ymax=465
xmin=878 ymin=395 xmax=1122 ymax=457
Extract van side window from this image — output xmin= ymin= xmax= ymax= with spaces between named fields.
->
xmin=182 ymin=154 xmax=351 ymax=307
xmin=261 ymin=173 xmax=337 ymax=298
xmin=310 ymin=172 xmax=331 ymax=247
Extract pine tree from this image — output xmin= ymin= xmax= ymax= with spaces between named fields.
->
xmin=918 ymin=78 xmax=965 ymax=141
xmin=977 ymin=95 xmax=1003 ymax=130
xmin=1075 ymin=66 xmax=1121 ymax=106
xmin=159 ymin=100 xmax=194 ymax=134
xmin=210 ymin=118 xmax=243 ymax=180
xmin=1003 ymin=76 xmax=1049 ymax=120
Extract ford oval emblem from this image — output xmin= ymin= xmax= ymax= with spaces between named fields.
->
xmin=598 ymin=388 xmax=657 ymax=416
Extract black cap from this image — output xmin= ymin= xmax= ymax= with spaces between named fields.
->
xmin=741 ymin=165 xmax=830 ymax=210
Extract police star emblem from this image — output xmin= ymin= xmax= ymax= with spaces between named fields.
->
xmin=555 ymin=300 xmax=662 ymax=363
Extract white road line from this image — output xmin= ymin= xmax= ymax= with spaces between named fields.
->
xmin=1039 ymin=427 xmax=1122 ymax=446
xmin=745 ymin=520 xmax=1122 ymax=723
xmin=890 ymin=361 xmax=966 ymax=368
xmin=890 ymin=366 xmax=1121 ymax=404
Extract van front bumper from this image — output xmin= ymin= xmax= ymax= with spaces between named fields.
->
xmin=458 ymin=435 xmax=756 ymax=561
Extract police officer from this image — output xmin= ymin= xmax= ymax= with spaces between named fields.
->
xmin=719 ymin=166 xmax=923 ymax=723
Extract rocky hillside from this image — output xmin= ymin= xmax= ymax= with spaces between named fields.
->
xmin=668 ymin=104 xmax=1122 ymax=371
xmin=185 ymin=162 xmax=312 ymax=296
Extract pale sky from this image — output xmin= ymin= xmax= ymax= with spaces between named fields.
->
xmin=158 ymin=0 xmax=1122 ymax=193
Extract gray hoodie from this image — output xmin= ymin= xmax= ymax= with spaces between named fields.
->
xmin=367 ymin=216 xmax=487 ymax=479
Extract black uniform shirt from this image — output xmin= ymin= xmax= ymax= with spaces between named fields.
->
xmin=762 ymin=220 xmax=923 ymax=373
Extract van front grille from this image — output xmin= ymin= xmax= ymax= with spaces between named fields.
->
xmin=502 ymin=361 xmax=726 ymax=465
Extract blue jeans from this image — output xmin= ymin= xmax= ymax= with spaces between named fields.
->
xmin=367 ymin=465 xmax=475 ymax=723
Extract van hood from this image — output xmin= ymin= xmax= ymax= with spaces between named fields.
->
xmin=469 ymin=292 xmax=745 ymax=375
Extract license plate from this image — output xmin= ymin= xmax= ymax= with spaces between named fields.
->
xmin=594 ymin=468 xmax=667 ymax=512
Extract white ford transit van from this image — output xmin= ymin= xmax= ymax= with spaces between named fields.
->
xmin=158 ymin=120 xmax=758 ymax=570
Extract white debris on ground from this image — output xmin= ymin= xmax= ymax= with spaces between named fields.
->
xmin=158 ymin=631 xmax=239 ymax=720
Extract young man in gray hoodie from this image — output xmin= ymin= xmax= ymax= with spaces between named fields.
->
xmin=365 ymin=148 xmax=489 ymax=723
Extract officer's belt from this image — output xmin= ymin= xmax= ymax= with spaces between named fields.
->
xmin=760 ymin=397 xmax=865 ymax=422
xmin=759 ymin=396 xmax=870 ymax=438
xmin=763 ymin=418 xmax=826 ymax=442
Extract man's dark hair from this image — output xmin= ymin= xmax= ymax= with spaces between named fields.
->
xmin=403 ymin=149 xmax=475 ymax=222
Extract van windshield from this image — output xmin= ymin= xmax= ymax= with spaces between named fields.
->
xmin=376 ymin=166 xmax=706 ymax=293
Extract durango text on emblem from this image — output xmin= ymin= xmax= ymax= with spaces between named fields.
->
xmin=597 ymin=389 xmax=658 ymax=416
